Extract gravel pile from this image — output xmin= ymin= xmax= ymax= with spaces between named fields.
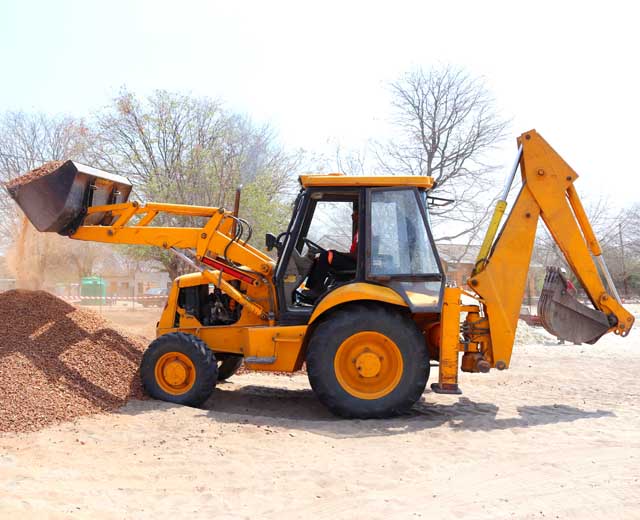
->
xmin=5 ymin=160 xmax=65 ymax=188
xmin=0 ymin=290 xmax=146 ymax=433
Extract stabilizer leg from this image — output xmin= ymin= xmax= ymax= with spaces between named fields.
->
xmin=431 ymin=287 xmax=463 ymax=395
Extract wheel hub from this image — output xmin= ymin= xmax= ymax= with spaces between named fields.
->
xmin=163 ymin=358 xmax=189 ymax=387
xmin=155 ymin=352 xmax=196 ymax=395
xmin=355 ymin=351 xmax=382 ymax=378
xmin=334 ymin=331 xmax=403 ymax=400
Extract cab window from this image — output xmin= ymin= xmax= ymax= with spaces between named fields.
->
xmin=305 ymin=201 xmax=354 ymax=251
xmin=369 ymin=189 xmax=439 ymax=276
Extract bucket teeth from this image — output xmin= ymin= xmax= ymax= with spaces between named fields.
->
xmin=538 ymin=267 xmax=610 ymax=344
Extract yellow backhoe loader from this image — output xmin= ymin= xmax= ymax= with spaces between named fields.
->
xmin=7 ymin=130 xmax=635 ymax=418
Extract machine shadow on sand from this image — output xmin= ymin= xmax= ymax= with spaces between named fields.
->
xmin=121 ymin=382 xmax=614 ymax=439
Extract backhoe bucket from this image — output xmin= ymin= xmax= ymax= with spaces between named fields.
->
xmin=6 ymin=160 xmax=132 ymax=235
xmin=538 ymin=267 xmax=611 ymax=344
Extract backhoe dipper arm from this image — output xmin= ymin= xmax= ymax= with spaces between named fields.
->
xmin=466 ymin=130 xmax=634 ymax=370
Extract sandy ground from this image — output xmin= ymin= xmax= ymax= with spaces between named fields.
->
xmin=80 ymin=304 xmax=161 ymax=341
xmin=0 ymin=325 xmax=638 ymax=520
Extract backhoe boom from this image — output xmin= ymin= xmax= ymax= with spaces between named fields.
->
xmin=433 ymin=130 xmax=634 ymax=393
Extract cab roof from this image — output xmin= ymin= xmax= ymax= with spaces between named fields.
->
xmin=299 ymin=173 xmax=435 ymax=189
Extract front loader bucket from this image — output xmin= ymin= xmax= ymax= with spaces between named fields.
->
xmin=5 ymin=160 xmax=132 ymax=235
xmin=538 ymin=267 xmax=611 ymax=344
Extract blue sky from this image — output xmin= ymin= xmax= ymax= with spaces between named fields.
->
xmin=1 ymin=0 xmax=638 ymax=206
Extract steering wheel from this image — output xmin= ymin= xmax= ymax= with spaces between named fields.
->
xmin=303 ymin=238 xmax=327 ymax=255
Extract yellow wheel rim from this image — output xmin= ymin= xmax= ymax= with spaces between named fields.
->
xmin=154 ymin=352 xmax=196 ymax=395
xmin=334 ymin=331 xmax=403 ymax=400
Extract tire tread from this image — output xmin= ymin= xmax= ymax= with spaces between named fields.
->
xmin=306 ymin=303 xmax=429 ymax=419
xmin=140 ymin=332 xmax=217 ymax=406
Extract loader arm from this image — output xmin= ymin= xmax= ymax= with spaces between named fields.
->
xmin=70 ymin=201 xmax=274 ymax=277
xmin=469 ymin=130 xmax=633 ymax=369
xmin=71 ymin=201 xmax=276 ymax=320
xmin=5 ymin=159 xmax=277 ymax=321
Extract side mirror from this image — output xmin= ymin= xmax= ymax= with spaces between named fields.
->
xmin=265 ymin=232 xmax=277 ymax=251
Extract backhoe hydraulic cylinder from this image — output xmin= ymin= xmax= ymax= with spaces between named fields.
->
xmin=500 ymin=144 xmax=524 ymax=201
xmin=566 ymin=185 xmax=602 ymax=256
xmin=566 ymin=185 xmax=621 ymax=302
xmin=473 ymin=144 xmax=523 ymax=274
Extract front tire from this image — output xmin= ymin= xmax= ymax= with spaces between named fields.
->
xmin=306 ymin=304 xmax=429 ymax=418
xmin=217 ymin=355 xmax=243 ymax=381
xmin=140 ymin=332 xmax=218 ymax=406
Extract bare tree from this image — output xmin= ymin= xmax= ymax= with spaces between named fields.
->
xmin=533 ymin=197 xmax=640 ymax=297
xmin=0 ymin=96 xmax=303 ymax=284
xmin=88 ymin=90 xmax=301 ymax=278
xmin=334 ymin=142 xmax=370 ymax=177
xmin=624 ymin=204 xmax=640 ymax=257
xmin=0 ymin=112 xmax=113 ymax=288
xmin=378 ymin=66 xmax=508 ymax=247
xmin=0 ymin=112 xmax=89 ymax=245
xmin=603 ymin=204 xmax=640 ymax=297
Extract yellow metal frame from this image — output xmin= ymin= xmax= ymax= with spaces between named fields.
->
xmin=434 ymin=129 xmax=635 ymax=391
xmin=299 ymin=174 xmax=435 ymax=189
xmin=73 ymin=201 xmax=277 ymax=325
xmin=68 ymin=195 xmax=415 ymax=374
xmin=308 ymin=282 xmax=408 ymax=323
xmin=72 ymin=201 xmax=275 ymax=276
xmin=154 ymin=279 xmax=409 ymax=372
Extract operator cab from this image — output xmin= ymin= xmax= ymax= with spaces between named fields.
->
xmin=267 ymin=175 xmax=445 ymax=324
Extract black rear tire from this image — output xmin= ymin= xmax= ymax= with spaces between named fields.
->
xmin=217 ymin=355 xmax=243 ymax=381
xmin=306 ymin=303 xmax=429 ymax=418
xmin=140 ymin=332 xmax=217 ymax=406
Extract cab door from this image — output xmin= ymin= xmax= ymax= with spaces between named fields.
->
xmin=274 ymin=188 xmax=362 ymax=323
xmin=365 ymin=187 xmax=444 ymax=312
